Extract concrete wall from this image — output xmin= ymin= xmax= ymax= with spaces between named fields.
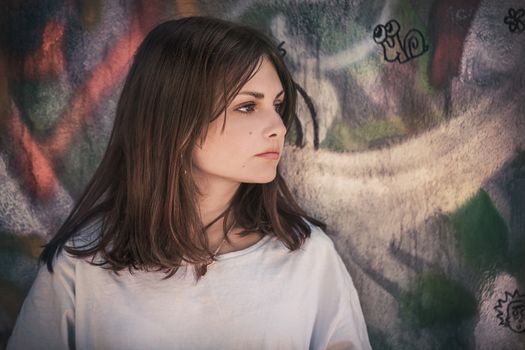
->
xmin=2 ymin=0 xmax=525 ymax=348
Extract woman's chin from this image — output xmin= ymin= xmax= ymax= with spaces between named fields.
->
xmin=243 ymin=173 xmax=277 ymax=184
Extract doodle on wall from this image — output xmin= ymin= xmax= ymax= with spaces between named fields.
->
xmin=504 ymin=8 xmax=525 ymax=33
xmin=373 ymin=19 xmax=428 ymax=64
xmin=495 ymin=289 xmax=525 ymax=334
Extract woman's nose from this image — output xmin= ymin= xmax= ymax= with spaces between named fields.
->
xmin=265 ymin=110 xmax=287 ymax=138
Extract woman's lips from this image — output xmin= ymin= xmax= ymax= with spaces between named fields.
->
xmin=255 ymin=152 xmax=279 ymax=160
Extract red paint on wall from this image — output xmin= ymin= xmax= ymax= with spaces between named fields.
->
xmin=7 ymin=102 xmax=58 ymax=200
xmin=45 ymin=15 xmax=145 ymax=155
xmin=23 ymin=21 xmax=65 ymax=79
xmin=4 ymin=0 xmax=168 ymax=199
xmin=429 ymin=0 xmax=481 ymax=89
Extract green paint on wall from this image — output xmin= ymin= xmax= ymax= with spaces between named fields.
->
xmin=237 ymin=3 xmax=281 ymax=34
xmin=399 ymin=271 xmax=477 ymax=328
xmin=354 ymin=116 xmax=407 ymax=142
xmin=285 ymin=118 xmax=299 ymax=146
xmin=287 ymin=2 xmax=366 ymax=55
xmin=321 ymin=116 xmax=407 ymax=152
xmin=320 ymin=118 xmax=365 ymax=152
xmin=449 ymin=189 xmax=509 ymax=272
xmin=0 ymin=277 xmax=25 ymax=320
xmin=15 ymin=80 xmax=69 ymax=136
xmin=60 ymin=128 xmax=108 ymax=199
xmin=0 ymin=231 xmax=45 ymax=258
xmin=368 ymin=326 xmax=395 ymax=350
xmin=391 ymin=0 xmax=436 ymax=95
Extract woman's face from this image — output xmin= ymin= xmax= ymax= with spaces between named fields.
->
xmin=192 ymin=56 xmax=287 ymax=186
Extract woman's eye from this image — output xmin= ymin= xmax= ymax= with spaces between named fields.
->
xmin=236 ymin=102 xmax=284 ymax=114
xmin=236 ymin=103 xmax=256 ymax=114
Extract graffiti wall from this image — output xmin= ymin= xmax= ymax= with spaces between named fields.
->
xmin=2 ymin=0 xmax=524 ymax=348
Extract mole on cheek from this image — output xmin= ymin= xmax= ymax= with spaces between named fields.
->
xmin=249 ymin=131 xmax=252 ymax=135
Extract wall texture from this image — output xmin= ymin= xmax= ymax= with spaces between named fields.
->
xmin=1 ymin=0 xmax=525 ymax=349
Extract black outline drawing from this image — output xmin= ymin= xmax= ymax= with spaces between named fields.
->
xmin=294 ymin=82 xmax=319 ymax=149
xmin=504 ymin=8 xmax=525 ymax=33
xmin=277 ymin=41 xmax=287 ymax=57
xmin=494 ymin=289 xmax=525 ymax=333
xmin=373 ymin=19 xmax=429 ymax=64
xmin=274 ymin=41 xmax=319 ymax=149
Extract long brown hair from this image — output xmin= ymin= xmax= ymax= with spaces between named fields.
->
xmin=40 ymin=16 xmax=327 ymax=281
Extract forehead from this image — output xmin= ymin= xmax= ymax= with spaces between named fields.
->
xmin=238 ymin=56 xmax=283 ymax=92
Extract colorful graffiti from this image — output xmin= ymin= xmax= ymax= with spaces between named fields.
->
xmin=2 ymin=0 xmax=525 ymax=349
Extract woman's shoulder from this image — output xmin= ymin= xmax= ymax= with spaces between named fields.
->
xmin=300 ymin=218 xmax=357 ymax=287
xmin=300 ymin=217 xmax=339 ymax=256
xmin=302 ymin=217 xmax=335 ymax=244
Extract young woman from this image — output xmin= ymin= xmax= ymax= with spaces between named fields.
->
xmin=7 ymin=16 xmax=372 ymax=350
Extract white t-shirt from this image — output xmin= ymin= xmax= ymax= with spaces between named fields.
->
xmin=7 ymin=220 xmax=372 ymax=350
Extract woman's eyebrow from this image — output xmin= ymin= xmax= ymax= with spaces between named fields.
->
xmin=237 ymin=90 xmax=284 ymax=99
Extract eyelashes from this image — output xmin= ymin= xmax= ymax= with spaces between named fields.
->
xmin=236 ymin=102 xmax=284 ymax=115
